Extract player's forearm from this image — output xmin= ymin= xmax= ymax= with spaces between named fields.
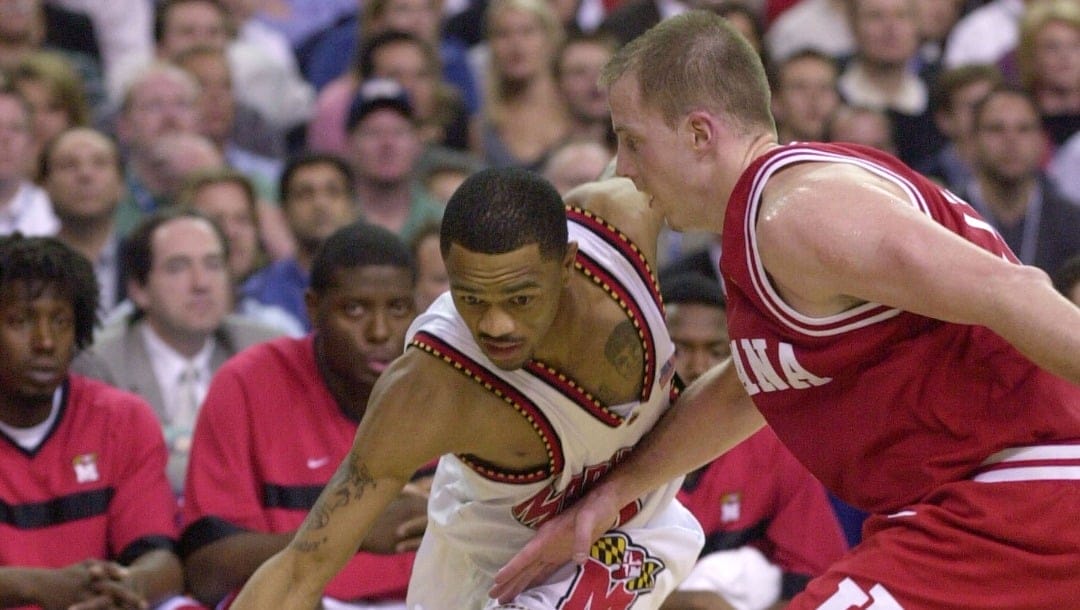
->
xmin=127 ymin=549 xmax=184 ymax=606
xmin=986 ymin=266 xmax=1080 ymax=384
xmin=185 ymin=531 xmax=294 ymax=607
xmin=230 ymin=549 xmax=323 ymax=610
xmin=601 ymin=361 xmax=764 ymax=509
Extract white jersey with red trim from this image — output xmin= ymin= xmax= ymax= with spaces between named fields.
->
xmin=404 ymin=208 xmax=702 ymax=609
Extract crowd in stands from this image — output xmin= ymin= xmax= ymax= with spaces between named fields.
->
xmin=0 ymin=0 xmax=1077 ymax=608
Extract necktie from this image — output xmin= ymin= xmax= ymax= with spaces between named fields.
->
xmin=166 ymin=365 xmax=200 ymax=494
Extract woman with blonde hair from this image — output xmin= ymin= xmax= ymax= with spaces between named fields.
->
xmin=1015 ymin=0 xmax=1079 ymax=145
xmin=470 ymin=0 xmax=572 ymax=170
xmin=9 ymin=51 xmax=91 ymax=177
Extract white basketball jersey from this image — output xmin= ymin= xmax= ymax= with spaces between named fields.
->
xmin=404 ymin=209 xmax=703 ymax=609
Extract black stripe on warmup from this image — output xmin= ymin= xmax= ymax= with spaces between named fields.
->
xmin=0 ymin=487 xmax=114 ymax=529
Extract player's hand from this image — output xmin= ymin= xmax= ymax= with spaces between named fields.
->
xmin=488 ymin=486 xmax=621 ymax=603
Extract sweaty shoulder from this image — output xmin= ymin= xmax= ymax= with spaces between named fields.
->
xmin=564 ymin=177 xmax=665 ymax=267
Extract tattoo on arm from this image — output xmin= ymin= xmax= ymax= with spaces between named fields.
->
xmin=294 ymin=453 xmax=377 ymax=553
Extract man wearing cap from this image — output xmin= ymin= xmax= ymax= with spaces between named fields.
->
xmin=345 ymin=78 xmax=443 ymax=244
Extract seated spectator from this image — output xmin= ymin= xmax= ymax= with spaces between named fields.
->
xmin=345 ymin=79 xmax=443 ymax=242
xmin=0 ymin=86 xmax=57 ymax=237
xmin=410 ymin=221 xmax=448 ymax=312
xmin=769 ymin=49 xmax=842 ymax=145
xmin=72 ymin=209 xmax=283 ymax=494
xmin=243 ymin=153 xmax=358 ymax=332
xmin=962 ymin=85 xmax=1080 ymax=275
xmin=8 ymin=51 xmax=92 ymax=177
xmin=659 ymin=271 xmax=849 ymax=610
xmin=0 ymin=0 xmax=106 ymax=121
xmin=173 ymin=45 xmax=284 ymax=200
xmin=39 ymin=127 xmax=126 ymax=314
xmin=308 ymin=30 xmax=471 ymax=156
xmin=151 ymin=0 xmax=312 ymax=145
xmin=916 ymin=64 xmax=1004 ymax=192
xmin=911 ymin=0 xmax=965 ymax=78
xmin=178 ymin=168 xmax=306 ymax=337
xmin=415 ymin=146 xmax=487 ymax=205
xmin=555 ymin=32 xmax=618 ymax=150
xmin=837 ymin=0 xmax=940 ymax=165
xmin=471 ymin=0 xmax=572 ymax=170
xmin=826 ymin=103 xmax=898 ymax=155
xmin=113 ymin=62 xmax=200 ymax=234
xmin=0 ymin=235 xmax=193 ymax=610
xmin=1054 ymin=254 xmax=1080 ymax=306
xmin=1015 ymin=0 xmax=1080 ymax=147
xmin=180 ymin=221 xmax=426 ymax=609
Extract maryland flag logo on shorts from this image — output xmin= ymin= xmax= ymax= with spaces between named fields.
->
xmin=557 ymin=532 xmax=666 ymax=609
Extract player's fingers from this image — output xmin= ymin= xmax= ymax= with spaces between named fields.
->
xmin=489 ymin=561 xmax=551 ymax=603
xmin=395 ymin=515 xmax=427 ymax=540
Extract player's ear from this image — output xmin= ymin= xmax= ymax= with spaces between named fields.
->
xmin=685 ymin=110 xmax=716 ymax=151
xmin=562 ymin=241 xmax=579 ymax=283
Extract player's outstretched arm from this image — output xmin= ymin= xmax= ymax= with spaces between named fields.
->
xmin=491 ymin=360 xmax=764 ymax=602
xmin=230 ymin=352 xmax=451 ymax=610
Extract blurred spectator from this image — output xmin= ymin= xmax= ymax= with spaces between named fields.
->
xmin=704 ymin=0 xmax=767 ymax=59
xmin=826 ymin=103 xmax=898 ymax=155
xmin=541 ymin=139 xmax=612 ymax=195
xmin=765 ymin=0 xmax=853 ymax=63
xmin=174 ymin=45 xmax=283 ymax=199
xmin=47 ymin=0 xmax=154 ymax=103
xmin=179 ymin=168 xmax=306 ymax=337
xmin=153 ymin=0 xmax=313 ymax=140
xmin=0 ymin=234 xmax=193 ymax=610
xmin=346 ymin=79 xmax=443 ymax=241
xmin=113 ymin=62 xmax=200 ymax=234
xmin=471 ymin=0 xmax=572 ymax=170
xmin=770 ymin=49 xmax=842 ymax=144
xmin=308 ymin=30 xmax=471 ymax=156
xmin=416 ymin=146 xmax=487 ymax=204
xmin=1015 ymin=0 xmax=1080 ymax=146
xmin=555 ymin=31 xmax=617 ymax=150
xmin=917 ymin=64 xmax=1004 ymax=192
xmin=72 ymin=209 xmax=283 ymax=494
xmin=598 ymin=0 xmax=675 ymax=48
xmin=963 ymin=85 xmax=1080 ymax=275
xmin=838 ymin=0 xmax=939 ymax=165
xmin=243 ymin=153 xmax=357 ymax=332
xmin=410 ymin=221 xmax=447 ymax=312
xmin=0 ymin=85 xmax=57 ymax=237
xmin=1053 ymin=254 xmax=1080 ymax=306
xmin=39 ymin=127 xmax=125 ymax=313
xmin=0 ymin=0 xmax=106 ymax=119
xmin=250 ymin=0 xmax=357 ymax=51
xmin=911 ymin=0 xmax=965 ymax=79
xmin=361 ymin=0 xmax=479 ymax=114
xmin=659 ymin=271 xmax=848 ymax=610
xmin=8 ymin=50 xmax=91 ymax=176
xmin=180 ymin=221 xmax=424 ymax=610
xmin=943 ymin=0 xmax=1037 ymax=80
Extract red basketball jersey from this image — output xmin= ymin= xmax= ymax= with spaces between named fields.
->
xmin=720 ymin=142 xmax=1080 ymax=514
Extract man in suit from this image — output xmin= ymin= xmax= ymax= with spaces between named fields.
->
xmin=72 ymin=208 xmax=282 ymax=494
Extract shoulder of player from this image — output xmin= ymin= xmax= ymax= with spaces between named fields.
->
xmin=758 ymin=161 xmax=909 ymax=220
xmin=565 ymin=178 xmax=664 ymax=262
xmin=372 ymin=348 xmax=491 ymax=418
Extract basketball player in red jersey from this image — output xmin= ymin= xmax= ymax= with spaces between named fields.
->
xmin=493 ymin=11 xmax=1080 ymax=610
